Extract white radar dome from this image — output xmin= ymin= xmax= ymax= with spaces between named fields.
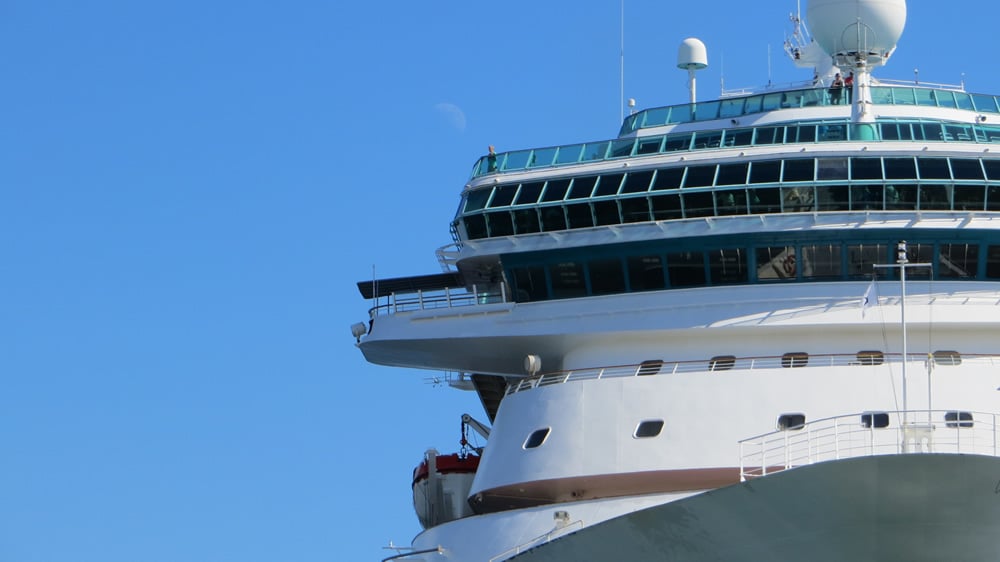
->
xmin=677 ymin=38 xmax=708 ymax=70
xmin=806 ymin=0 xmax=906 ymax=59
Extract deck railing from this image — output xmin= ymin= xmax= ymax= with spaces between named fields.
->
xmin=368 ymin=283 xmax=512 ymax=318
xmin=739 ymin=410 xmax=1000 ymax=481
xmin=505 ymin=354 xmax=1000 ymax=396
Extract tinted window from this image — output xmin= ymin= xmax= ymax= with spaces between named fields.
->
xmin=667 ymin=251 xmax=706 ymax=287
xmin=622 ymin=171 xmax=654 ymax=193
xmin=549 ymin=262 xmax=586 ymax=299
xmin=628 ymin=256 xmax=666 ymax=291
xmin=709 ymin=248 xmax=747 ymax=284
xmin=541 ymin=179 xmax=571 ymax=202
xmin=652 ymin=168 xmax=684 ymax=190
xmin=750 ymin=161 xmax=781 ymax=183
xmin=568 ymin=176 xmax=598 ymax=199
xmin=589 ymin=258 xmax=626 ymax=295
xmin=684 ymin=165 xmax=716 ymax=188
xmin=634 ymin=420 xmax=665 ymax=438
xmin=861 ymin=412 xmax=889 ymax=428
xmin=524 ymin=428 xmax=551 ymax=448
xmin=515 ymin=182 xmax=545 ymax=205
xmin=778 ymin=414 xmax=806 ymax=430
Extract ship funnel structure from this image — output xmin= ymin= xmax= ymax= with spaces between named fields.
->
xmin=677 ymin=38 xmax=708 ymax=104
xmin=805 ymin=0 xmax=906 ymax=68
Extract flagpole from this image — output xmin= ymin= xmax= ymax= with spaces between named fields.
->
xmin=873 ymin=240 xmax=931 ymax=435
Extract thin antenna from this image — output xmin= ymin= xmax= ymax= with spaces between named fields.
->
xmin=720 ymin=52 xmax=725 ymax=94
xmin=767 ymin=44 xmax=773 ymax=86
xmin=619 ymin=0 xmax=625 ymax=122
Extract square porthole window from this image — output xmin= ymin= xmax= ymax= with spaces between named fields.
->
xmin=777 ymin=413 xmax=806 ymax=430
xmin=709 ymin=355 xmax=736 ymax=371
xmin=856 ymin=351 xmax=885 ymax=365
xmin=781 ymin=352 xmax=809 ymax=368
xmin=634 ymin=420 xmax=665 ymax=438
xmin=523 ymin=428 xmax=551 ymax=449
xmin=933 ymin=350 xmax=962 ymax=366
xmin=637 ymin=360 xmax=664 ymax=376
xmin=861 ymin=412 xmax=890 ymax=428
xmin=945 ymin=412 xmax=973 ymax=428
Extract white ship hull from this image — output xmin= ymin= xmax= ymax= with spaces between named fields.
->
xmin=510 ymin=454 xmax=1000 ymax=561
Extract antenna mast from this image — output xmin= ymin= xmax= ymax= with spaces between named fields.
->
xmin=619 ymin=0 xmax=625 ymax=122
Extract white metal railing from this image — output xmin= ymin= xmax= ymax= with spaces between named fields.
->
xmin=488 ymin=519 xmax=584 ymax=562
xmin=738 ymin=410 xmax=1000 ymax=481
xmin=505 ymin=354 xmax=1000 ymax=397
xmin=368 ymin=283 xmax=511 ymax=318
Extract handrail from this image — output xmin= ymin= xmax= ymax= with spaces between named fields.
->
xmin=738 ymin=410 xmax=1000 ymax=482
xmin=368 ymin=283 xmax=512 ymax=318
xmin=381 ymin=546 xmax=443 ymax=561
xmin=506 ymin=354 xmax=1000 ymax=397
xmin=487 ymin=520 xmax=584 ymax=562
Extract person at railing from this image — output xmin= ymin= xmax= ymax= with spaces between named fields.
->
xmin=829 ymin=73 xmax=845 ymax=105
xmin=487 ymin=145 xmax=497 ymax=173
xmin=844 ymin=72 xmax=854 ymax=103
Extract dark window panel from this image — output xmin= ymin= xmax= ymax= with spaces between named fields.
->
xmin=683 ymin=165 xmax=716 ymax=188
xmin=513 ymin=208 xmax=540 ymax=234
xmin=464 ymin=188 xmax=492 ymax=212
xmin=750 ymin=161 xmax=781 ymax=183
xmin=917 ymin=158 xmax=951 ymax=180
xmin=939 ymin=244 xmax=979 ymax=278
xmin=593 ymin=200 xmax=622 ymax=226
xmin=716 ymin=190 xmax=747 ymax=216
xmin=621 ymin=197 xmax=651 ymax=223
xmin=594 ymin=174 xmax=624 ymax=197
xmin=628 ymin=255 xmax=666 ymax=291
xmin=622 ymin=171 xmax=654 ymax=193
xmin=511 ymin=266 xmax=548 ymax=302
xmin=541 ymin=179 xmax=571 ymax=202
xmin=539 ymin=206 xmax=567 ymax=232
xmin=488 ymin=184 xmax=518 ymax=207
xmin=954 ymin=186 xmax=985 ymax=211
xmin=514 ymin=182 xmax=545 ymax=205
xmin=749 ymin=188 xmax=780 ymax=213
xmin=565 ymin=203 xmax=594 ymax=228
xmin=463 ymin=214 xmax=488 ymax=240
xmin=950 ymin=159 xmax=985 ymax=180
xmin=716 ymin=163 xmax=749 ymax=185
xmin=568 ymin=176 xmax=598 ymax=199
xmin=652 ymin=168 xmax=684 ymax=190
xmin=650 ymin=194 xmax=683 ymax=220
xmin=783 ymin=159 xmax=815 ymax=182
xmin=851 ymin=158 xmax=884 ymax=180
xmin=486 ymin=211 xmax=514 ymax=236
xmin=683 ymin=191 xmax=715 ymax=217
xmin=549 ymin=262 xmax=586 ymax=299
xmin=667 ymin=251 xmax=706 ymax=287
xmin=884 ymin=157 xmax=917 ymax=179
xmin=709 ymin=248 xmax=748 ymax=284
xmin=919 ymin=185 xmax=950 ymax=210
xmin=589 ymin=258 xmax=626 ymax=295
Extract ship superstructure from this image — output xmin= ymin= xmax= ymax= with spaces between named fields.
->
xmin=354 ymin=1 xmax=1000 ymax=560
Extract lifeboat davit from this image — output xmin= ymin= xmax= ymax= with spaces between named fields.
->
xmin=412 ymin=449 xmax=480 ymax=529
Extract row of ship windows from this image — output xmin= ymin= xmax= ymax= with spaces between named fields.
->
xmin=472 ymin=118 xmax=1000 ymax=178
xmin=522 ymin=410 xmax=976 ymax=449
xmin=507 ymin=242 xmax=991 ymax=301
xmin=638 ymin=350 xmax=963 ymax=374
xmin=462 ymin=181 xmax=1000 ymax=240
xmin=620 ymin=86 xmax=1000 ymax=135
xmin=464 ymin=156 xmax=1000 ymax=212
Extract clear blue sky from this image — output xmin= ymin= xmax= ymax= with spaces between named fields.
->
xmin=1 ymin=1 xmax=995 ymax=561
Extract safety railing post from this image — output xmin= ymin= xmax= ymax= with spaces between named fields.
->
xmin=392 ymin=292 xmax=398 ymax=314
xmin=501 ymin=282 xmax=507 ymax=303
xmin=418 ymin=290 xmax=424 ymax=310
xmin=445 ymin=287 xmax=452 ymax=308
xmin=473 ymin=284 xmax=478 ymax=304
xmin=761 ymin=440 xmax=767 ymax=476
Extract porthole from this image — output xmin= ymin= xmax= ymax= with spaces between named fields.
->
xmin=861 ymin=412 xmax=890 ymax=428
xmin=634 ymin=420 xmax=665 ymax=438
xmin=637 ymin=360 xmax=664 ymax=376
xmin=856 ymin=351 xmax=885 ymax=366
xmin=524 ymin=428 xmax=551 ymax=449
xmin=945 ymin=411 xmax=973 ymax=428
xmin=709 ymin=355 xmax=736 ymax=371
xmin=781 ymin=352 xmax=809 ymax=368
xmin=777 ymin=413 xmax=806 ymax=430
xmin=933 ymin=350 xmax=962 ymax=366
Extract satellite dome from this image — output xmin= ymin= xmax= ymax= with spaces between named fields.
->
xmin=677 ymin=38 xmax=708 ymax=70
xmin=806 ymin=0 xmax=906 ymax=58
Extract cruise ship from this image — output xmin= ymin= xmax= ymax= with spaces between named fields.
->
xmin=353 ymin=0 xmax=1000 ymax=559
